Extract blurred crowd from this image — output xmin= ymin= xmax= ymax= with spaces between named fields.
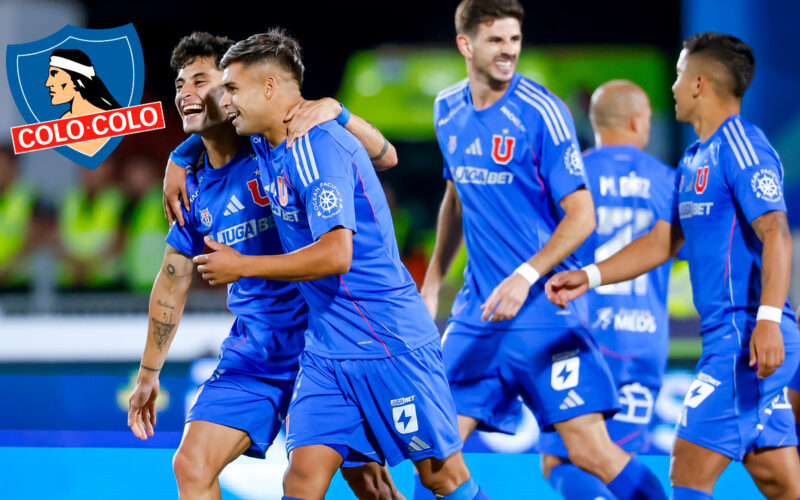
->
xmin=0 ymin=144 xmax=167 ymax=295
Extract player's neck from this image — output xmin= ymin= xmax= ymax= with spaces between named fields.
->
xmin=468 ymin=73 xmax=510 ymax=110
xmin=595 ymin=129 xmax=640 ymax=149
xmin=200 ymin=127 xmax=242 ymax=168
xmin=694 ymin=100 xmax=741 ymax=143
xmin=261 ymin=94 xmax=303 ymax=148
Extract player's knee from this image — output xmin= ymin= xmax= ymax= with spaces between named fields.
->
xmin=172 ymin=447 xmax=215 ymax=489
xmin=417 ymin=454 xmax=471 ymax=496
xmin=565 ymin=445 xmax=605 ymax=476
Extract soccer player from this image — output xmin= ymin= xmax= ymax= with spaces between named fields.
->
xmin=547 ymin=33 xmax=800 ymax=500
xmin=419 ymin=1 xmax=667 ymax=499
xmin=185 ymin=29 xmax=489 ymax=500
xmin=537 ymin=80 xmax=676 ymax=499
xmin=130 ymin=32 xmax=403 ymax=500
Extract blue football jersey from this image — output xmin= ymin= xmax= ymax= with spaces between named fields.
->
xmin=578 ymin=145 xmax=675 ymax=388
xmin=251 ymin=122 xmax=440 ymax=359
xmin=670 ymin=114 xmax=800 ymax=348
xmin=434 ymin=73 xmax=589 ymax=328
xmin=167 ymin=143 xmax=307 ymax=377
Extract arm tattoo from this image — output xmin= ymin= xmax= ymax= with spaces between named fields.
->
xmin=370 ymin=137 xmax=390 ymax=162
xmin=156 ymin=299 xmax=175 ymax=310
xmin=165 ymin=262 xmax=191 ymax=277
xmin=140 ymin=364 xmax=161 ymax=372
xmin=151 ymin=316 xmax=176 ymax=350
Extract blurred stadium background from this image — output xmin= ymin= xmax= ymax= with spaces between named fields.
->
xmin=1 ymin=0 xmax=798 ymax=498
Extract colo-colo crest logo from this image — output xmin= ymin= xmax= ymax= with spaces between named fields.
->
xmin=6 ymin=24 xmax=165 ymax=168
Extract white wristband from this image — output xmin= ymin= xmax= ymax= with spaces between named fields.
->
xmin=756 ymin=305 xmax=783 ymax=324
xmin=582 ymin=264 xmax=602 ymax=289
xmin=514 ymin=262 xmax=540 ymax=285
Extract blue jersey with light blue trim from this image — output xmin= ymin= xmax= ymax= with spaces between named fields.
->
xmin=670 ymin=114 xmax=799 ymax=348
xmin=577 ymin=145 xmax=675 ymax=388
xmin=434 ymin=73 xmax=589 ymax=328
xmin=251 ymin=122 xmax=439 ymax=359
xmin=166 ymin=142 xmax=307 ymax=377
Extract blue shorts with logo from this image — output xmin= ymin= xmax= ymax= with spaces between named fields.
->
xmin=675 ymin=332 xmax=800 ymax=461
xmin=285 ymin=340 xmax=462 ymax=467
xmin=186 ymin=318 xmax=300 ymax=459
xmin=539 ymin=382 xmax=659 ymax=456
xmin=441 ymin=320 xmax=619 ymax=434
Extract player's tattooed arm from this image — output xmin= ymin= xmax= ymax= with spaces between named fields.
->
xmin=139 ymin=245 xmax=194 ymax=368
xmin=752 ymin=210 xmax=792 ymax=309
xmin=749 ymin=210 xmax=791 ymax=378
xmin=285 ymin=98 xmax=398 ymax=171
xmin=129 ymin=245 xmax=192 ymax=441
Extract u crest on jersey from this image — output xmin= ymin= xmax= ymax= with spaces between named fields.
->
xmin=694 ymin=165 xmax=709 ymax=194
xmin=491 ymin=134 xmax=515 ymax=165
xmin=247 ymin=177 xmax=271 ymax=207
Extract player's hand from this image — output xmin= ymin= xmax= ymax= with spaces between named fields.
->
xmin=420 ymin=284 xmax=439 ymax=319
xmin=749 ymin=320 xmax=785 ymax=379
xmin=193 ymin=237 xmax=245 ymax=285
xmin=163 ymin=159 xmax=189 ymax=226
xmin=285 ymin=98 xmax=341 ymax=148
xmin=128 ymin=374 xmax=159 ymax=440
xmin=480 ymin=273 xmax=531 ymax=322
xmin=545 ymin=270 xmax=590 ymax=309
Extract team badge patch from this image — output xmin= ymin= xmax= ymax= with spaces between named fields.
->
xmin=448 ymin=135 xmax=457 ymax=154
xmin=551 ymin=356 xmax=580 ymax=391
xmin=563 ymin=143 xmax=584 ymax=176
xmin=683 ymin=379 xmax=715 ymax=408
xmin=750 ymin=168 xmax=782 ymax=202
xmin=311 ymin=182 xmax=343 ymax=219
xmin=200 ymin=208 xmax=213 ymax=227
xmin=6 ymin=24 xmax=164 ymax=168
xmin=392 ymin=403 xmax=419 ymax=434
xmin=491 ymin=134 xmax=515 ymax=164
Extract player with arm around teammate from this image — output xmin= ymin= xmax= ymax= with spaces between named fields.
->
xmin=187 ymin=28 xmax=490 ymax=500
xmin=538 ymin=80 xmax=676 ymax=499
xmin=128 ymin=32 xmax=403 ymax=500
xmin=547 ymin=33 xmax=800 ymax=500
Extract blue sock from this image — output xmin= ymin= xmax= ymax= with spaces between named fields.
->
xmin=281 ymin=497 xmax=304 ymax=500
xmin=548 ymin=463 xmax=616 ymax=499
xmin=671 ymin=486 xmax=713 ymax=499
xmin=437 ymin=477 xmax=488 ymax=499
xmin=796 ymin=423 xmax=800 ymax=456
xmin=607 ymin=458 xmax=667 ymax=500
xmin=413 ymin=471 xmax=437 ymax=500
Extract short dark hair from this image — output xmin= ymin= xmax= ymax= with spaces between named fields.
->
xmin=220 ymin=28 xmax=304 ymax=88
xmin=683 ymin=32 xmax=755 ymax=98
xmin=455 ymin=0 xmax=524 ymax=36
xmin=170 ymin=32 xmax=234 ymax=72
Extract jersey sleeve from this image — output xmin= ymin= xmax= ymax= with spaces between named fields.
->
xmin=722 ymin=142 xmax=787 ymax=223
xmin=169 ymin=134 xmax=205 ymax=169
xmin=536 ymin=98 xmax=588 ymax=203
xmin=287 ymin=131 xmax=357 ymax=241
xmin=165 ymin=206 xmax=205 ymax=255
xmin=652 ymin=164 xmax=677 ymax=223
xmin=668 ymin=162 xmax=683 ymax=225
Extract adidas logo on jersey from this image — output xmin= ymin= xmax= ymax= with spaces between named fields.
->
xmin=465 ymin=138 xmax=483 ymax=156
xmin=559 ymin=389 xmax=585 ymax=410
xmin=223 ymin=195 xmax=245 ymax=215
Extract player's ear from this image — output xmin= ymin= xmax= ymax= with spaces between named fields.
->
xmin=692 ymin=74 xmax=705 ymax=99
xmin=264 ymin=76 xmax=274 ymax=100
xmin=456 ymin=34 xmax=472 ymax=59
